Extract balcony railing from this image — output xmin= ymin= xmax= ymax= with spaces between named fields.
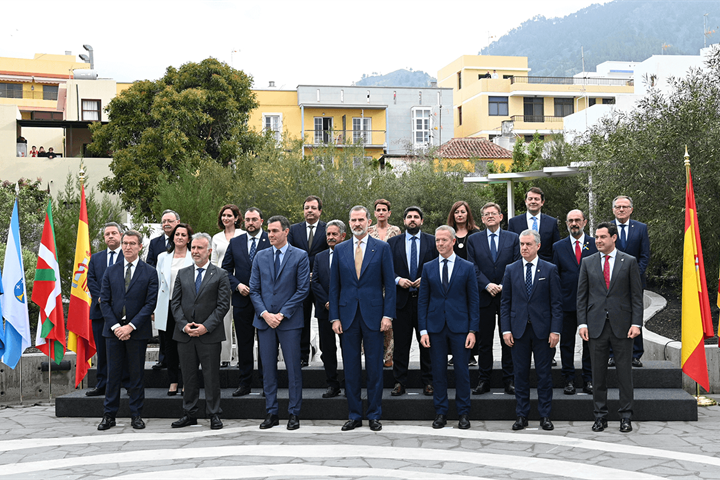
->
xmin=511 ymin=115 xmax=565 ymax=123
xmin=510 ymin=76 xmax=633 ymax=87
xmin=305 ymin=129 xmax=386 ymax=146
xmin=0 ymin=90 xmax=59 ymax=101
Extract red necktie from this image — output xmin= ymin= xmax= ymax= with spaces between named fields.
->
xmin=603 ymin=255 xmax=611 ymax=289
xmin=575 ymin=240 xmax=582 ymax=264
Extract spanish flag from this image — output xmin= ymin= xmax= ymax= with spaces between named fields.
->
xmin=66 ymin=185 xmax=95 ymax=387
xmin=681 ymin=162 xmax=714 ymax=392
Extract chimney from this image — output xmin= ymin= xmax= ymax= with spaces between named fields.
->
xmin=430 ymin=81 xmax=437 ymax=87
xmin=268 ymin=81 xmax=276 ymax=88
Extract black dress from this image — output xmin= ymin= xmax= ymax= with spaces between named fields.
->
xmin=453 ymin=227 xmax=480 ymax=259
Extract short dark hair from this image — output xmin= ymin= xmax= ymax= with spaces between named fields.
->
xmin=103 ymin=222 xmax=123 ymax=235
xmin=268 ymin=215 xmax=291 ymax=231
xmin=374 ymin=198 xmax=391 ymax=210
xmin=526 ymin=187 xmax=545 ymax=201
xmin=122 ymin=230 xmax=143 ymax=245
xmin=245 ymin=207 xmax=263 ymax=219
xmin=403 ymin=206 xmax=424 ymax=220
xmin=167 ymin=223 xmax=195 ymax=253
xmin=304 ymin=195 xmax=323 ymax=211
xmin=596 ymin=221 xmax=618 ymax=238
xmin=217 ymin=204 xmax=242 ymax=230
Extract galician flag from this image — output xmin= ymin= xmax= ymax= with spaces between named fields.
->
xmin=32 ymin=199 xmax=66 ymax=364
xmin=1 ymin=197 xmax=31 ymax=368
xmin=67 ymin=185 xmax=95 ymax=386
xmin=681 ymin=163 xmax=714 ymax=391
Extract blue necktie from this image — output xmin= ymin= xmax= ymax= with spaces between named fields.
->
xmin=525 ymin=262 xmax=533 ymax=297
xmin=531 ymin=216 xmax=538 ymax=232
xmin=410 ymin=236 xmax=418 ymax=282
xmin=442 ymin=258 xmax=449 ymax=293
xmin=490 ymin=233 xmax=497 ymax=262
xmin=619 ymin=224 xmax=627 ymax=250
xmin=274 ymin=249 xmax=281 ymax=279
xmin=195 ymin=268 xmax=204 ymax=294
xmin=249 ymin=237 xmax=257 ymax=263
xmin=109 ymin=250 xmax=115 ymax=266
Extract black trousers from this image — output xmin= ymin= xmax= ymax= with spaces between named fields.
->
xmin=477 ymin=296 xmax=513 ymax=385
xmin=233 ymin=304 xmax=263 ymax=388
xmin=300 ymin=293 xmax=316 ymax=361
xmin=559 ymin=310 xmax=591 ymax=384
xmin=392 ymin=295 xmax=432 ymax=387
xmin=590 ymin=320 xmax=634 ymax=419
xmin=317 ymin=313 xmax=342 ymax=389
xmin=160 ymin=305 xmax=181 ymax=385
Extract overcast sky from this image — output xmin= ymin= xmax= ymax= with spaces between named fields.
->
xmin=2 ymin=0 xmax=610 ymax=88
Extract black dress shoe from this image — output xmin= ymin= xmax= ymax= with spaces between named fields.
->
xmin=131 ymin=416 xmax=145 ymax=429
xmin=540 ymin=417 xmax=554 ymax=431
xmin=391 ymin=383 xmax=406 ymax=396
xmin=512 ymin=416 xmax=528 ymax=431
xmin=632 ymin=358 xmax=643 ymax=367
xmin=151 ymin=362 xmax=166 ymax=370
xmin=563 ymin=381 xmax=576 ymax=395
xmin=458 ymin=414 xmax=471 ymax=430
xmin=432 ymin=414 xmax=447 ymax=429
xmin=86 ymin=388 xmax=105 ymax=397
xmin=172 ymin=415 xmax=197 ymax=428
xmin=259 ymin=414 xmax=279 ymax=429
xmin=468 ymin=356 xmax=478 ymax=366
xmin=341 ymin=419 xmax=362 ymax=431
xmin=232 ymin=385 xmax=251 ymax=397
xmin=322 ymin=386 xmax=341 ymax=398
xmin=300 ymin=359 xmax=309 ymax=368
xmin=447 ymin=357 xmax=454 ymax=366
xmin=369 ymin=419 xmax=382 ymax=431
xmin=287 ymin=414 xmax=300 ymax=430
xmin=220 ymin=361 xmax=230 ymax=368
xmin=504 ymin=382 xmax=515 ymax=395
xmin=423 ymin=384 xmax=434 ymax=396
xmin=583 ymin=382 xmax=593 ymax=394
xmin=608 ymin=357 xmax=616 ymax=367
xmin=620 ymin=418 xmax=633 ymax=433
xmin=97 ymin=415 xmax=115 ymax=431
xmin=591 ymin=417 xmax=608 ymax=432
xmin=210 ymin=415 xmax=223 ymax=430
xmin=551 ymin=358 xmax=557 ymax=366
xmin=472 ymin=380 xmax=490 ymax=395
xmin=167 ymin=387 xmax=179 ymax=396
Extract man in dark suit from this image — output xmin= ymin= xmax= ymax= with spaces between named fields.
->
xmin=578 ymin=222 xmax=643 ymax=433
xmin=419 ymin=226 xmax=479 ymax=430
xmin=466 ymin=202 xmax=520 ymax=395
xmin=170 ymin=233 xmax=231 ymax=430
xmin=311 ymin=219 xmax=346 ymax=398
xmin=222 ymin=207 xmax=270 ymax=397
xmin=501 ymin=229 xmax=563 ymax=431
xmin=387 ymin=206 xmax=437 ymax=397
xmin=611 ymin=195 xmax=650 ymax=367
xmin=552 ymin=209 xmax=596 ymax=395
xmin=288 ymin=195 xmax=328 ymax=366
xmin=86 ymin=222 xmax=124 ymax=397
xmin=250 ymin=215 xmax=310 ymax=430
xmin=97 ymin=230 xmax=159 ymax=431
xmin=330 ymin=206 xmax=395 ymax=432
xmin=508 ymin=187 xmax=560 ymax=263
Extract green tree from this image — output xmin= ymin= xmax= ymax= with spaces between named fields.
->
xmin=0 ymin=245 xmax=40 ymax=333
xmin=0 ymin=178 xmax=50 ymax=251
xmin=89 ymin=58 xmax=262 ymax=221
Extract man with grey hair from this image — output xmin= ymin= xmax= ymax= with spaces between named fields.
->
xmin=311 ymin=219 xmax=346 ymax=398
xmin=330 ymin=206 xmax=395 ymax=432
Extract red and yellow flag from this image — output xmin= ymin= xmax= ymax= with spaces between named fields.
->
xmin=681 ymin=164 xmax=714 ymax=392
xmin=67 ymin=185 xmax=95 ymax=387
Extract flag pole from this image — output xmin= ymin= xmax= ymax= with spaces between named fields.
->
xmin=19 ymin=355 xmax=23 ymax=405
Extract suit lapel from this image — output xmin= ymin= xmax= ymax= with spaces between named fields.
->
xmin=298 ymin=223 xmax=309 ymax=251
xmin=276 ymin=247 xmax=292 ymax=279
xmin=196 ymin=263 xmax=213 ymax=296
xmin=360 ymin=238 xmax=378 ymax=278
xmin=608 ymin=251 xmax=626 ymax=293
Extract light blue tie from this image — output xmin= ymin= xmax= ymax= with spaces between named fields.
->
xmin=195 ymin=268 xmax=204 ymax=294
xmin=531 ymin=216 xmax=538 ymax=232
xmin=525 ymin=263 xmax=533 ymax=297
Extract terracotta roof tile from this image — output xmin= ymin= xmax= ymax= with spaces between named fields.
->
xmin=437 ymin=137 xmax=512 ymax=159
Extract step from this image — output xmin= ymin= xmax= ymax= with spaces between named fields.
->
xmin=55 ymin=387 xmax=698 ymax=422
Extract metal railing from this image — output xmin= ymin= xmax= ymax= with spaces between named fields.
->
xmin=305 ymin=129 xmax=386 ymax=146
xmin=0 ymin=90 xmax=58 ymax=101
xmin=511 ymin=115 xmax=565 ymax=123
xmin=510 ymin=76 xmax=633 ymax=87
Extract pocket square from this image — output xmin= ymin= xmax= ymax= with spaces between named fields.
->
xmin=538 ymin=277 xmax=546 ymax=281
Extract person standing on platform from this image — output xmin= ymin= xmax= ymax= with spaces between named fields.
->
xmin=419 ymin=225 xmax=479 ymax=430
xmin=387 ymin=206 xmax=437 ymax=397
xmin=501 ymin=229 xmax=562 ymax=431
xmin=330 ymin=206 xmax=395 ymax=432
xmin=250 ymin=216 xmax=310 ymax=430
xmin=578 ymin=222 xmax=643 ymax=433
xmin=552 ymin=210 xmax=596 ymax=395
xmin=288 ymin=196 xmax=328 ymax=367
xmin=508 ymin=187 xmax=560 ymax=263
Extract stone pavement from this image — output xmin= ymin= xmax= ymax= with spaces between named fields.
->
xmin=2 ymin=397 xmax=720 ymax=479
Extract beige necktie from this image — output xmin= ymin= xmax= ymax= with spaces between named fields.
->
xmin=355 ymin=241 xmax=363 ymax=279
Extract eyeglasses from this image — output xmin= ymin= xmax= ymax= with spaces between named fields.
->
xmin=482 ymin=212 xmax=499 ymax=217
xmin=613 ymin=205 xmax=631 ymax=210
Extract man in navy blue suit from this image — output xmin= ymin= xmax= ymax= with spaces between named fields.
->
xmin=330 ymin=206 xmax=396 ymax=432
xmin=288 ymin=195 xmax=328 ymax=366
xmin=610 ymin=195 xmax=650 ymax=367
xmin=466 ymin=202 xmax=519 ymax=395
xmin=311 ymin=219 xmax=346 ymax=398
xmin=508 ymin=187 xmax=560 ymax=263
xmin=97 ymin=230 xmax=159 ymax=431
xmin=419 ymin=226 xmax=479 ymax=430
xmin=86 ymin=222 xmax=124 ymax=397
xmin=501 ymin=229 xmax=563 ymax=431
xmin=250 ymin=215 xmax=310 ymax=431
xmin=222 ymin=207 xmax=270 ymax=397
xmin=552 ymin=210 xmax=596 ymax=395
xmin=387 ymin=206 xmax=437 ymax=397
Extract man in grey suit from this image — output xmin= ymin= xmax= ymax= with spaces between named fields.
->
xmin=170 ymin=233 xmax=231 ymax=430
xmin=577 ymin=222 xmax=643 ymax=433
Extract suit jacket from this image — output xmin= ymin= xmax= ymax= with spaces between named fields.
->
xmin=577 ymin=250 xmax=644 ymax=339
xmin=100 ymin=259 xmax=159 ymax=339
xmin=171 ymin=262 xmax=231 ymax=344
xmin=329 ymin=235 xmax=396 ymax=330
xmin=418 ymin=256 xmax=480 ymax=334
xmin=387 ymin=231 xmax=439 ymax=310
xmin=311 ymin=247 xmax=332 ymax=320
xmin=288 ymin=221 xmax=328 ymax=270
xmin=612 ymin=219 xmax=650 ymax=281
xmin=145 ymin=234 xmax=167 ymax=268
xmin=154 ymin=250 xmax=193 ymax=331
xmin=88 ymin=249 xmax=124 ymax=320
xmin=249 ymin=244 xmax=310 ymax=331
xmin=500 ymin=258 xmax=563 ymax=339
xmin=222 ymin=232 xmax=271 ymax=308
xmin=508 ymin=213 xmax=560 ymax=262
xmin=466 ymin=229 xmax=520 ymax=308
xmin=552 ymin=236 xmax=598 ymax=312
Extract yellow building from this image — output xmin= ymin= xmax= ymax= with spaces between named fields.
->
xmin=438 ymin=55 xmax=634 ymax=141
